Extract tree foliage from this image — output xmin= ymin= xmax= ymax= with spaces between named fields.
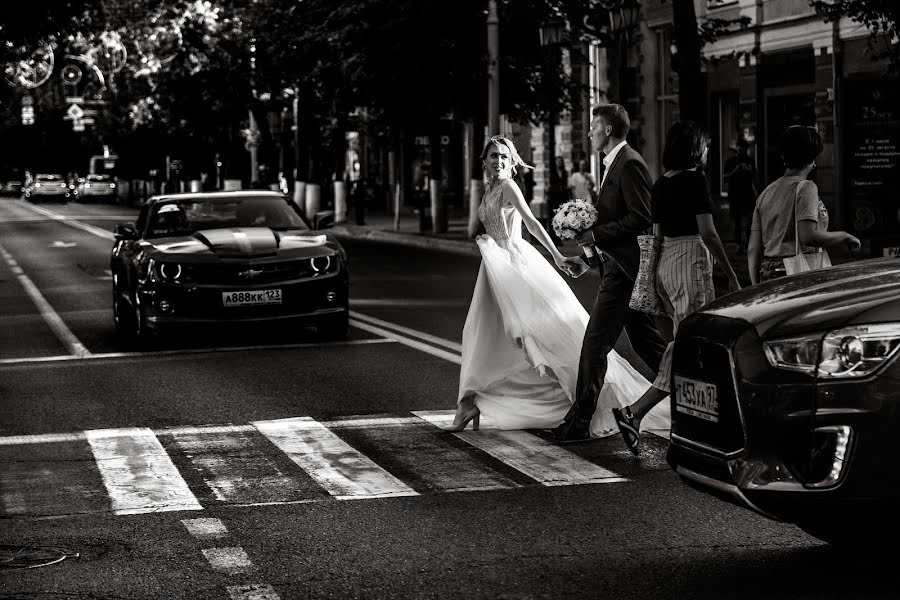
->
xmin=810 ymin=0 xmax=900 ymax=73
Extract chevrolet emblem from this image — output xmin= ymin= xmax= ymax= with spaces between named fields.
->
xmin=238 ymin=268 xmax=263 ymax=279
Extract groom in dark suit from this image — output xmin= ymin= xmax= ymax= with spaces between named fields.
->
xmin=541 ymin=103 xmax=668 ymax=443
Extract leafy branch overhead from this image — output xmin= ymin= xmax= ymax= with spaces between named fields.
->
xmin=809 ymin=0 xmax=900 ymax=72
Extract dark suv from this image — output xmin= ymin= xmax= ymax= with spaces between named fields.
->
xmin=667 ymin=257 xmax=900 ymax=545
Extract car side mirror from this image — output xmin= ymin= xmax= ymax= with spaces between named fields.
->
xmin=114 ymin=223 xmax=138 ymax=240
xmin=314 ymin=210 xmax=335 ymax=230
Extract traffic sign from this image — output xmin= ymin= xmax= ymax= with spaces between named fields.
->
xmin=66 ymin=104 xmax=84 ymax=120
xmin=73 ymin=119 xmax=85 ymax=132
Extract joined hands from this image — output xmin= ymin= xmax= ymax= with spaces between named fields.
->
xmin=558 ymin=256 xmax=590 ymax=278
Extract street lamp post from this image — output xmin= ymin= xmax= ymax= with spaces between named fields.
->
xmin=487 ymin=0 xmax=500 ymax=135
xmin=534 ymin=17 xmax=568 ymax=228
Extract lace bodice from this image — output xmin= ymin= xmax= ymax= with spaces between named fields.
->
xmin=478 ymin=183 xmax=519 ymax=242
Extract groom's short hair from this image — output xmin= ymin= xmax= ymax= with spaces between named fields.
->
xmin=592 ymin=104 xmax=630 ymax=139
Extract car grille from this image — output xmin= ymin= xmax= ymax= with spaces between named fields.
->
xmin=186 ymin=260 xmax=322 ymax=285
xmin=671 ymin=314 xmax=749 ymax=455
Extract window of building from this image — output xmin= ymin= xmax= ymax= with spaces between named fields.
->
xmin=713 ymin=93 xmax=741 ymax=202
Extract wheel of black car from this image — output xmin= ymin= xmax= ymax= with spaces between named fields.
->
xmin=112 ymin=282 xmax=131 ymax=337
xmin=318 ymin=309 xmax=349 ymax=340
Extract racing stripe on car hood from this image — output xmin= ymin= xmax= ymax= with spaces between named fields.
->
xmin=194 ymin=227 xmax=279 ymax=257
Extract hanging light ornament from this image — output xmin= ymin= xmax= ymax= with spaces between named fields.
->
xmin=3 ymin=44 xmax=55 ymax=89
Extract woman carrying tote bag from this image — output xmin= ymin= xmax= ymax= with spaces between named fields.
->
xmin=612 ymin=121 xmax=740 ymax=455
xmin=748 ymin=125 xmax=860 ymax=285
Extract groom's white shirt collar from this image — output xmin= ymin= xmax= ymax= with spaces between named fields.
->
xmin=603 ymin=140 xmax=628 ymax=179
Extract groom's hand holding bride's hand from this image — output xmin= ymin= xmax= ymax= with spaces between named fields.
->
xmin=558 ymin=256 xmax=589 ymax=278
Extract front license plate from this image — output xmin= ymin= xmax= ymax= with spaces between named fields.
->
xmin=222 ymin=289 xmax=282 ymax=307
xmin=674 ymin=375 xmax=719 ymax=423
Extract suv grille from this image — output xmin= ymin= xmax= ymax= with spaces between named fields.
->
xmin=671 ymin=318 xmax=748 ymax=455
xmin=187 ymin=260 xmax=319 ymax=285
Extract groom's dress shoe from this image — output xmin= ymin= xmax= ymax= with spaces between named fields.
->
xmin=531 ymin=428 xmax=593 ymax=445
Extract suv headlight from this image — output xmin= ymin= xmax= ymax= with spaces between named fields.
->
xmin=764 ymin=323 xmax=900 ymax=378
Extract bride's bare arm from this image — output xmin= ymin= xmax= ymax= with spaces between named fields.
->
xmin=503 ymin=180 xmax=567 ymax=267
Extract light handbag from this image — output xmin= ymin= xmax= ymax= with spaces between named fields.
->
xmin=629 ymin=234 xmax=666 ymax=316
xmin=783 ymin=181 xmax=832 ymax=275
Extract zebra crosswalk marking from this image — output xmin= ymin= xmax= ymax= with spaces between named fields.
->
xmin=413 ymin=411 xmax=627 ymax=486
xmin=86 ymin=428 xmax=203 ymax=515
xmin=253 ymin=417 xmax=419 ymax=500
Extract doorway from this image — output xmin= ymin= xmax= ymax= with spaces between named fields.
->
xmin=763 ymin=87 xmax=816 ymax=184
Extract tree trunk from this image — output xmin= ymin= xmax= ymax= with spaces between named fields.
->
xmin=672 ymin=0 xmax=706 ymax=125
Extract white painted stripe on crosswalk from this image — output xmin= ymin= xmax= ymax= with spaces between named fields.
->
xmin=0 ymin=431 xmax=86 ymax=446
xmin=227 ymin=583 xmax=282 ymax=600
xmin=253 ymin=417 xmax=418 ymax=500
xmin=349 ymin=310 xmax=462 ymax=352
xmin=202 ymin=547 xmax=253 ymax=575
xmin=413 ymin=410 xmax=627 ymax=486
xmin=182 ymin=517 xmax=228 ymax=540
xmin=348 ymin=319 xmax=462 ymax=365
xmin=86 ymin=428 xmax=203 ymax=515
xmin=0 ymin=337 xmax=396 ymax=366
xmin=322 ymin=416 xmax=423 ymax=428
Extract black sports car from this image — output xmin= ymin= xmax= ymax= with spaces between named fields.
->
xmin=666 ymin=257 xmax=900 ymax=546
xmin=111 ymin=191 xmax=349 ymax=342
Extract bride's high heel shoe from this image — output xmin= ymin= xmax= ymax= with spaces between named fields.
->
xmin=444 ymin=406 xmax=481 ymax=432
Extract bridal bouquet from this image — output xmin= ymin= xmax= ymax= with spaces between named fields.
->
xmin=551 ymin=198 xmax=599 ymax=261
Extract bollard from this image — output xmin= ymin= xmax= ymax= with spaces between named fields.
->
xmin=333 ymin=180 xmax=347 ymax=223
xmin=305 ymin=183 xmax=321 ymax=217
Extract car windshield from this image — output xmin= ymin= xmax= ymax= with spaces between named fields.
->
xmin=146 ymin=195 xmax=310 ymax=238
xmin=36 ymin=174 xmax=63 ymax=182
xmin=87 ymin=175 xmax=111 ymax=182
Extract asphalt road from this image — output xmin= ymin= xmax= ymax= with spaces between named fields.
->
xmin=0 ymin=195 xmax=885 ymax=600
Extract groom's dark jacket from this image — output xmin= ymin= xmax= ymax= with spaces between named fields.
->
xmin=589 ymin=144 xmax=653 ymax=281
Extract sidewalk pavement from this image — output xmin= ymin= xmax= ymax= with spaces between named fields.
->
xmin=331 ymin=203 xmax=752 ymax=289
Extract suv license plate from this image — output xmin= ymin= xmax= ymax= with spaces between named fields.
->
xmin=222 ymin=289 xmax=282 ymax=307
xmin=674 ymin=375 xmax=719 ymax=422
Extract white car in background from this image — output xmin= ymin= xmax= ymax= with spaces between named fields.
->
xmin=24 ymin=173 xmax=68 ymax=203
xmin=78 ymin=174 xmax=118 ymax=202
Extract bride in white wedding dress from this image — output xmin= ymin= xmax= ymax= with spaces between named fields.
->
xmin=447 ymin=136 xmax=670 ymax=437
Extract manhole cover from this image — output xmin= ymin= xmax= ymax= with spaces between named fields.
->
xmin=0 ymin=545 xmax=79 ymax=570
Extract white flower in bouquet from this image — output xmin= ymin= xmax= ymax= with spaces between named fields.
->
xmin=552 ymin=199 xmax=599 ymax=256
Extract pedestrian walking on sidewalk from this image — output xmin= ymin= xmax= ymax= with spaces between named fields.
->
xmin=724 ymin=138 xmax=757 ymax=253
xmin=611 ymin=120 xmax=740 ymax=455
xmin=748 ymin=125 xmax=860 ymax=284
xmin=446 ymin=135 xmax=666 ymax=436
xmin=569 ymin=159 xmax=597 ymax=202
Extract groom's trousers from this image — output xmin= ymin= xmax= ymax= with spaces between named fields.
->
xmin=558 ymin=264 xmax=669 ymax=438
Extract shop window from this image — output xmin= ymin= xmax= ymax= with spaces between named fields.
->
xmin=713 ymin=93 xmax=741 ymax=202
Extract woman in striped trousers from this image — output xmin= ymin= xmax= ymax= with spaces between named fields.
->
xmin=612 ymin=121 xmax=741 ymax=454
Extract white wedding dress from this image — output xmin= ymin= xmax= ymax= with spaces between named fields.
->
xmin=458 ymin=184 xmax=670 ymax=437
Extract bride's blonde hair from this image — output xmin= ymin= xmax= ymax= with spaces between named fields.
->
xmin=481 ymin=135 xmax=533 ymax=183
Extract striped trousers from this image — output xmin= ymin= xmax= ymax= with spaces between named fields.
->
xmin=652 ymin=235 xmax=715 ymax=393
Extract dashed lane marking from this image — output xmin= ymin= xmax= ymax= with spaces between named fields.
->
xmin=0 ymin=242 xmax=91 ymax=358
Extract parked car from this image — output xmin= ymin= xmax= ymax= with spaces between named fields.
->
xmin=78 ymin=174 xmax=117 ymax=202
xmin=110 ymin=190 xmax=348 ymax=343
xmin=666 ymin=257 xmax=900 ymax=546
xmin=1 ymin=180 xmax=23 ymax=196
xmin=24 ymin=173 xmax=68 ymax=202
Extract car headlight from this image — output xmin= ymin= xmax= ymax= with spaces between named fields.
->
xmin=764 ymin=323 xmax=900 ymax=378
xmin=156 ymin=261 xmax=183 ymax=282
xmin=310 ymin=254 xmax=336 ymax=273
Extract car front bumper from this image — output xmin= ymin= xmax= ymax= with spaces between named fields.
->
xmin=136 ymin=269 xmax=349 ymax=331
xmin=666 ymin=312 xmax=900 ymax=523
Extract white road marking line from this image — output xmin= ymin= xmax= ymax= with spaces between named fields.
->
xmin=0 ymin=337 xmax=395 ymax=366
xmin=350 ymin=310 xmax=462 ymax=352
xmin=182 ymin=517 xmax=228 ymax=540
xmin=413 ymin=410 xmax=627 ymax=486
xmin=202 ymin=547 xmax=253 ymax=575
xmin=0 ymin=431 xmax=87 ymax=446
xmin=227 ymin=583 xmax=281 ymax=600
xmin=349 ymin=319 xmax=461 ymax=365
xmin=14 ymin=200 xmax=116 ymax=240
xmin=85 ymin=427 xmax=203 ymax=515
xmin=254 ymin=417 xmax=419 ymax=500
xmin=351 ymin=298 xmax=470 ymax=308
xmin=0 ymin=242 xmax=90 ymax=358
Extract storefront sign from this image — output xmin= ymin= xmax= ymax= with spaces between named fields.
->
xmin=844 ymin=79 xmax=900 ymax=239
